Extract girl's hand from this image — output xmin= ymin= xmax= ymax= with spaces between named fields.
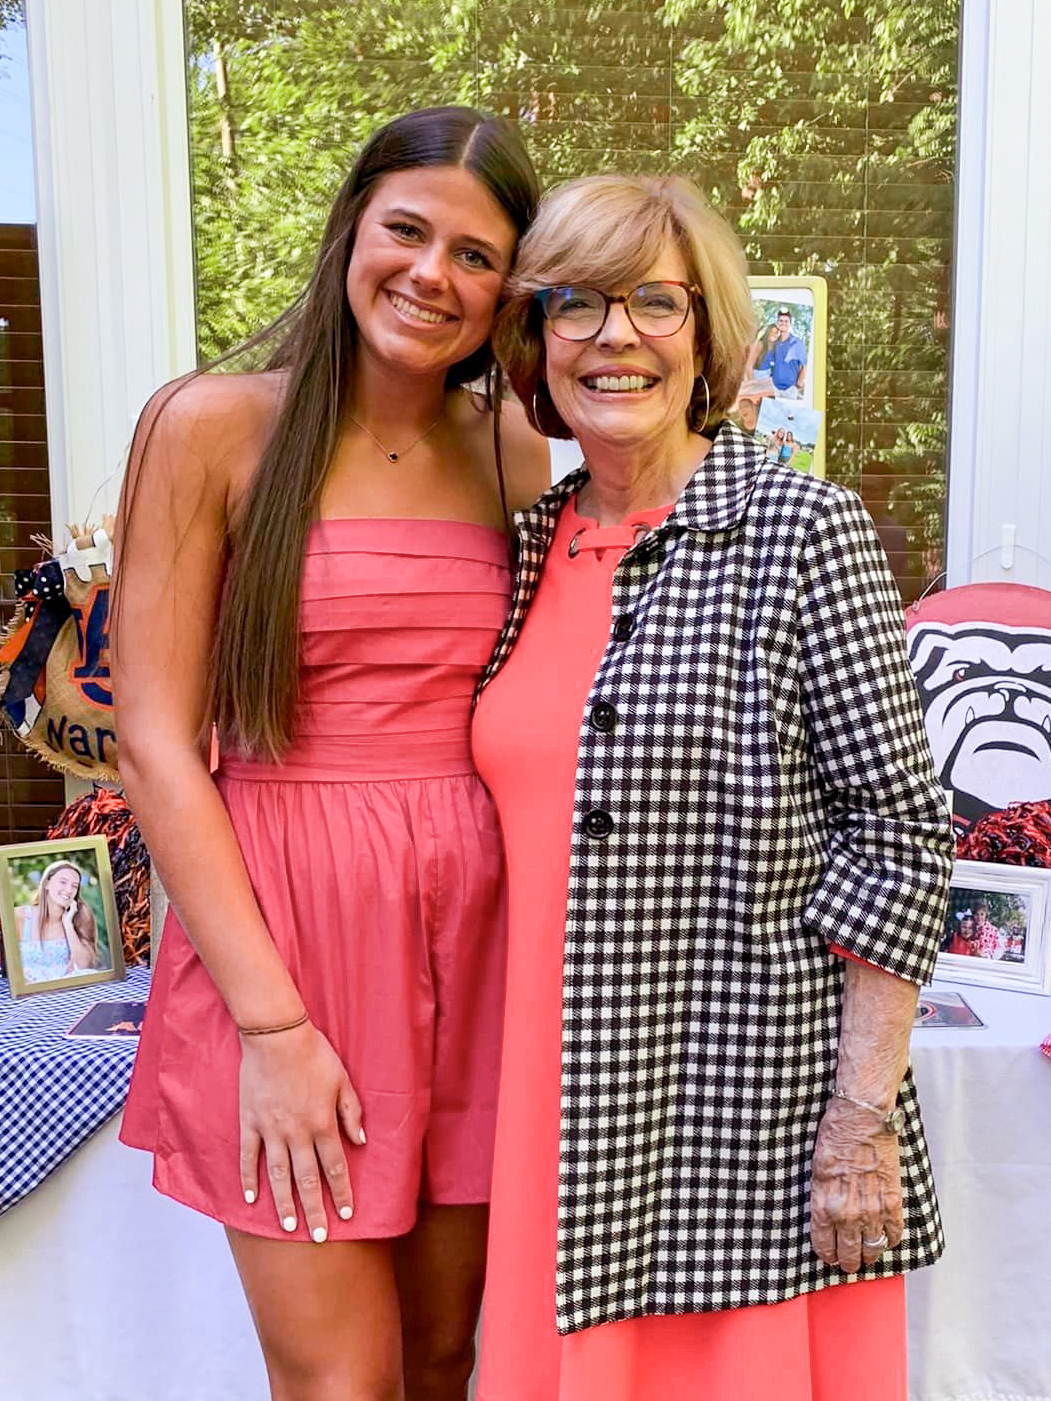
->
xmin=809 ymin=1097 xmax=904 ymax=1275
xmin=62 ymin=899 xmax=78 ymax=927
xmin=238 ymin=1020 xmax=365 ymax=1241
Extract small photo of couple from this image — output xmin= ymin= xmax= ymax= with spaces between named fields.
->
xmin=741 ymin=299 xmax=814 ymax=406
xmin=754 ymin=399 xmax=823 ymax=474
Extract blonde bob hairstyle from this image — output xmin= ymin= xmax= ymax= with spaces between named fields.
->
xmin=494 ymin=174 xmax=755 ymax=439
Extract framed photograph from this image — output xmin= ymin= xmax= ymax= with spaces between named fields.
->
xmin=0 ymin=836 xmax=125 ymax=998
xmin=732 ymin=276 xmax=828 ymax=477
xmin=934 ymin=860 xmax=1051 ymax=995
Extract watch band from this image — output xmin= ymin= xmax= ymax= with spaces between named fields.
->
xmin=832 ymin=1088 xmax=905 ymax=1135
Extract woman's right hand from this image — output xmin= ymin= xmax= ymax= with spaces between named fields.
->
xmin=238 ymin=1020 xmax=365 ymax=1240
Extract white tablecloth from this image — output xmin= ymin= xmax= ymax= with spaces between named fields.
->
xmin=907 ymin=981 xmax=1051 ymax=1401
xmin=1 ymin=982 xmax=1048 ymax=1400
xmin=0 ymin=1116 xmax=267 ymax=1401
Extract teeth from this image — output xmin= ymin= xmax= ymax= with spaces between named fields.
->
xmin=584 ymin=374 xmax=656 ymax=392
xmin=389 ymin=292 xmax=449 ymax=325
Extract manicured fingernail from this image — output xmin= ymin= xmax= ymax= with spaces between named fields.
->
xmin=282 ymin=1215 xmax=297 ymax=1232
xmin=339 ymin=1205 xmax=353 ymax=1220
xmin=357 ymin=1127 xmax=366 ymax=1145
xmin=244 ymin=1189 xmax=256 ymax=1205
xmin=312 ymin=1226 xmax=327 ymax=1243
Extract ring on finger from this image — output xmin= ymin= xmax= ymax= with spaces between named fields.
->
xmin=862 ymin=1232 xmax=889 ymax=1250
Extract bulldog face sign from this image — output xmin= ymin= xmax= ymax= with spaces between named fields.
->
xmin=907 ymin=584 xmax=1051 ymax=832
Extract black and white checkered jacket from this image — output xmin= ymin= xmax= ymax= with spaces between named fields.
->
xmin=477 ymin=421 xmax=953 ymax=1335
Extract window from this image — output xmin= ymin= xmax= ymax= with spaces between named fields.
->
xmin=185 ymin=0 xmax=958 ymax=601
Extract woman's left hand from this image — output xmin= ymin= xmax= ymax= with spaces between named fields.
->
xmin=809 ymin=1097 xmax=904 ymax=1275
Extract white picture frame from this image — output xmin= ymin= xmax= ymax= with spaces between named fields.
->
xmin=935 ymin=859 xmax=1051 ymax=995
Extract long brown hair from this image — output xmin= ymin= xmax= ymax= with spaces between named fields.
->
xmin=118 ymin=107 xmax=538 ymax=760
xmin=32 ymin=860 xmax=98 ymax=960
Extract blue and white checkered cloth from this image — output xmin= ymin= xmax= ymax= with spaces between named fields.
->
xmin=0 ymin=966 xmax=151 ymax=1214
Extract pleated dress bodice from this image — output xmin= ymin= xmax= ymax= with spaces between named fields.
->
xmin=219 ymin=517 xmax=512 ymax=782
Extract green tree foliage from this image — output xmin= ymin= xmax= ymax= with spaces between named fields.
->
xmin=186 ymin=0 xmax=957 ymax=596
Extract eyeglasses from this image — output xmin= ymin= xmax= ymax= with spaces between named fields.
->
xmin=534 ymin=281 xmax=700 ymax=341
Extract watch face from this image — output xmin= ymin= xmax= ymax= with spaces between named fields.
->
xmin=887 ymin=1107 xmax=907 ymax=1135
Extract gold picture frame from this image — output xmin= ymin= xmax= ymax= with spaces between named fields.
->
xmin=0 ymin=836 xmax=125 ymax=998
xmin=735 ymin=275 xmax=829 ymax=478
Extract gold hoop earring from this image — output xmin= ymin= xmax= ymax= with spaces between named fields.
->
xmin=696 ymin=372 xmax=711 ymax=429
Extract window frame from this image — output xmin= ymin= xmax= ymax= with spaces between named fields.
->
xmin=24 ymin=0 xmax=1050 ymax=592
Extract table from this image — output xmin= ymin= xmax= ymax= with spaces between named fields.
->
xmin=907 ymin=980 xmax=1051 ymax=1401
xmin=0 ymin=1114 xmax=267 ymax=1401
xmin=0 ymin=968 xmax=152 ymax=1212
xmin=0 ymin=977 xmax=1047 ymax=1399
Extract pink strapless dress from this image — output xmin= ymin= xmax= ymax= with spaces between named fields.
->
xmin=121 ymin=518 xmax=512 ymax=1241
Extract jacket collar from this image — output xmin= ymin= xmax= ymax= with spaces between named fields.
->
xmin=516 ymin=420 xmax=766 ymax=541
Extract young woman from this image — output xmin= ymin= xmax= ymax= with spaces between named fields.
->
xmin=15 ymin=860 xmax=98 ymax=982
xmin=114 ymin=107 xmax=547 ymax=1401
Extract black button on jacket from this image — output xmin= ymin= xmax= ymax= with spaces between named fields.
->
xmin=477 ymin=423 xmax=953 ymax=1335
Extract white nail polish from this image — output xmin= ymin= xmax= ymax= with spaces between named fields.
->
xmin=358 ymin=1127 xmax=367 ymax=1145
xmin=339 ymin=1205 xmax=353 ymax=1220
xmin=282 ymin=1215 xmax=297 ymax=1232
xmin=244 ymin=1189 xmax=256 ymax=1205
xmin=312 ymin=1226 xmax=327 ymax=1243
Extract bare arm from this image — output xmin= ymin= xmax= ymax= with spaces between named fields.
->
xmin=810 ymin=960 xmax=917 ymax=1274
xmin=113 ymin=380 xmax=303 ymax=1027
xmin=113 ymin=377 xmax=362 ymax=1239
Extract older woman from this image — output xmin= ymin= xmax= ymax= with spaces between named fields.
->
xmin=471 ymin=175 xmax=953 ymax=1401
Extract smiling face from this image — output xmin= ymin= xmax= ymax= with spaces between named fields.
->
xmin=344 ymin=165 xmax=517 ymax=384
xmin=46 ymin=865 xmax=80 ymax=911
xmin=777 ymin=312 xmax=791 ymax=338
xmin=541 ymin=247 xmax=702 ymax=458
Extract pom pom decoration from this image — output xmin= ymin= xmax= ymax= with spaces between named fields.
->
xmin=46 ymin=788 xmax=151 ymax=967
xmin=955 ymin=799 xmax=1051 ymax=868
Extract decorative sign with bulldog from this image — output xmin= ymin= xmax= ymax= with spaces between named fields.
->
xmin=906 ymin=583 xmax=1051 ymax=838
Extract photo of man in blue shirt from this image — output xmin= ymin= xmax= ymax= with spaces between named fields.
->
xmin=768 ymin=306 xmax=807 ymax=397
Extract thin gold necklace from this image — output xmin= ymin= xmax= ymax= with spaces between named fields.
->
xmin=348 ymin=404 xmax=445 ymax=464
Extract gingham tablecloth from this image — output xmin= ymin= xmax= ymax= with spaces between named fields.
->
xmin=0 ymin=966 xmax=151 ymax=1214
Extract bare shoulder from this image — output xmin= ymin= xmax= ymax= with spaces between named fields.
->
xmin=496 ymin=397 xmax=551 ymax=510
xmin=131 ymin=370 xmax=283 ymax=515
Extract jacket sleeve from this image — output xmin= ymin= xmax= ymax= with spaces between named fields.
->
xmin=797 ymin=488 xmax=954 ymax=984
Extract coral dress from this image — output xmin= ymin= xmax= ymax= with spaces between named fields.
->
xmin=122 ymin=518 xmax=512 ymax=1241
xmin=471 ymin=497 xmax=906 ymax=1401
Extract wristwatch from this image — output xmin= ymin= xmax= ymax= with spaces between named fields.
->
xmin=832 ymin=1089 xmax=906 ymax=1136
